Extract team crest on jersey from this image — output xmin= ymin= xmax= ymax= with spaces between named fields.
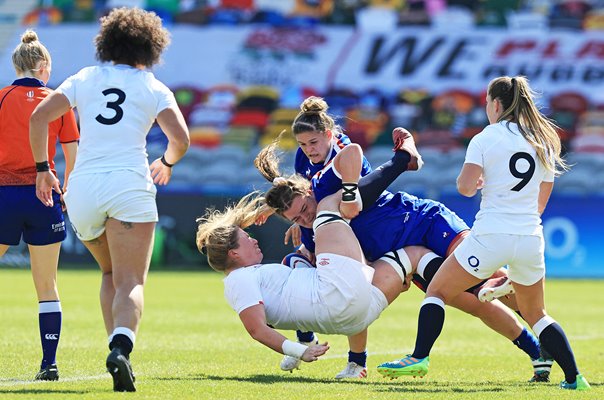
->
xmin=318 ymin=258 xmax=330 ymax=266
xmin=26 ymin=90 xmax=35 ymax=102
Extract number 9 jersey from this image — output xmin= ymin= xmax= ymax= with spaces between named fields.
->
xmin=465 ymin=121 xmax=555 ymax=236
xmin=55 ymin=65 xmax=177 ymax=178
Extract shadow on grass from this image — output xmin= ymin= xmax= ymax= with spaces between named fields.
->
xmin=157 ymin=373 xmax=340 ymax=385
xmin=374 ymin=380 xmax=507 ymax=394
xmin=0 ymin=389 xmax=87 ymax=395
xmin=157 ymin=373 xmax=516 ymax=393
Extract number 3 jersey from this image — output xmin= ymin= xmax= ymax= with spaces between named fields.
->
xmin=56 ymin=65 xmax=177 ymax=177
xmin=465 ymin=121 xmax=554 ymax=236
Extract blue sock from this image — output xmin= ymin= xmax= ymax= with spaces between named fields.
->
xmin=513 ymin=327 xmax=540 ymax=359
xmin=296 ymin=331 xmax=315 ymax=343
xmin=39 ymin=301 xmax=62 ymax=368
xmin=348 ymin=351 xmax=367 ymax=367
xmin=412 ymin=298 xmax=445 ymax=359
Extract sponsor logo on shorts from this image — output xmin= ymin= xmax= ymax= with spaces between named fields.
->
xmin=318 ymin=258 xmax=330 ymax=266
xmin=45 ymin=333 xmax=58 ymax=340
xmin=468 ymin=255 xmax=480 ymax=272
xmin=52 ymin=221 xmax=66 ymax=233
xmin=443 ymin=231 xmax=450 ymax=238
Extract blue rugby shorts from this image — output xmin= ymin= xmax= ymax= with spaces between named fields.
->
xmin=0 ymin=185 xmax=66 ymax=245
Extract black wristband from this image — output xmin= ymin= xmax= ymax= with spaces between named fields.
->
xmin=160 ymin=155 xmax=174 ymax=168
xmin=36 ymin=161 xmax=50 ymax=172
xmin=342 ymin=182 xmax=359 ymax=202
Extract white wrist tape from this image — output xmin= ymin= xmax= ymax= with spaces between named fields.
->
xmin=282 ymin=339 xmax=308 ymax=359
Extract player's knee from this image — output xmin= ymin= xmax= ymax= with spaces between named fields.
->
xmin=377 ymin=248 xmax=412 ymax=284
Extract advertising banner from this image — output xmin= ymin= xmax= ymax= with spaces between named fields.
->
xmin=0 ymin=26 xmax=602 ymax=102
xmin=441 ymin=194 xmax=604 ymax=278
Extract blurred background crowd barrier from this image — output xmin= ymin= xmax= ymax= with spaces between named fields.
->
xmin=0 ymin=0 xmax=602 ymax=277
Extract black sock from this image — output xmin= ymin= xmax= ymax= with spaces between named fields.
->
xmin=348 ymin=351 xmax=367 ymax=367
xmin=539 ymin=323 xmax=579 ymax=383
xmin=539 ymin=339 xmax=554 ymax=360
xmin=420 ymin=257 xmax=444 ymax=284
xmin=412 ymin=300 xmax=445 ymax=359
xmin=296 ymin=330 xmax=315 ymax=343
xmin=359 ymin=151 xmax=410 ymax=206
xmin=109 ymin=334 xmax=134 ymax=359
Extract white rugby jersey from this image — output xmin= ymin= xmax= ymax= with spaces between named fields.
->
xmin=465 ymin=121 xmax=554 ymax=236
xmin=224 ymin=263 xmax=322 ymax=333
xmin=56 ymin=65 xmax=176 ymax=177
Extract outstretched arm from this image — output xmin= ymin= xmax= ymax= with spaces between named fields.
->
xmin=239 ymin=304 xmax=329 ymax=362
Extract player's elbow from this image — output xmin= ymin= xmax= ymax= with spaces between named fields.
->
xmin=173 ymin=129 xmax=190 ymax=153
xmin=457 ymin=180 xmax=476 ymax=197
xmin=245 ymin=324 xmax=265 ymax=342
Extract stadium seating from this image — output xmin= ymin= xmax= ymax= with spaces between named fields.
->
xmin=25 ymin=0 xmax=604 ymax=198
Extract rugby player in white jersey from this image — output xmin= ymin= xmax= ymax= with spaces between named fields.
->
xmin=30 ymin=7 xmax=190 ymax=392
xmin=378 ymin=76 xmax=591 ymax=391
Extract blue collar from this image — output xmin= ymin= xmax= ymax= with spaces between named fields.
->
xmin=12 ymin=77 xmax=45 ymax=87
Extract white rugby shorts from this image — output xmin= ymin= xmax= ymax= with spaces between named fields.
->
xmin=64 ymin=170 xmax=158 ymax=241
xmin=454 ymin=232 xmax=545 ymax=286
xmin=314 ymin=253 xmax=387 ymax=335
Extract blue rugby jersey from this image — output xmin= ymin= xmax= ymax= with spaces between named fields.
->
xmin=305 ymin=164 xmax=469 ymax=261
xmin=295 ymin=132 xmax=372 ymax=254
xmin=294 ymin=132 xmax=372 ymax=180
xmin=349 ymin=191 xmax=468 ymax=261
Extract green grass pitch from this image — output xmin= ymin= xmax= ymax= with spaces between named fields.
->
xmin=0 ymin=268 xmax=601 ymax=399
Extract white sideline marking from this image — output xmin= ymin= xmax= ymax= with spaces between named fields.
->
xmin=0 ymin=374 xmax=108 ymax=387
